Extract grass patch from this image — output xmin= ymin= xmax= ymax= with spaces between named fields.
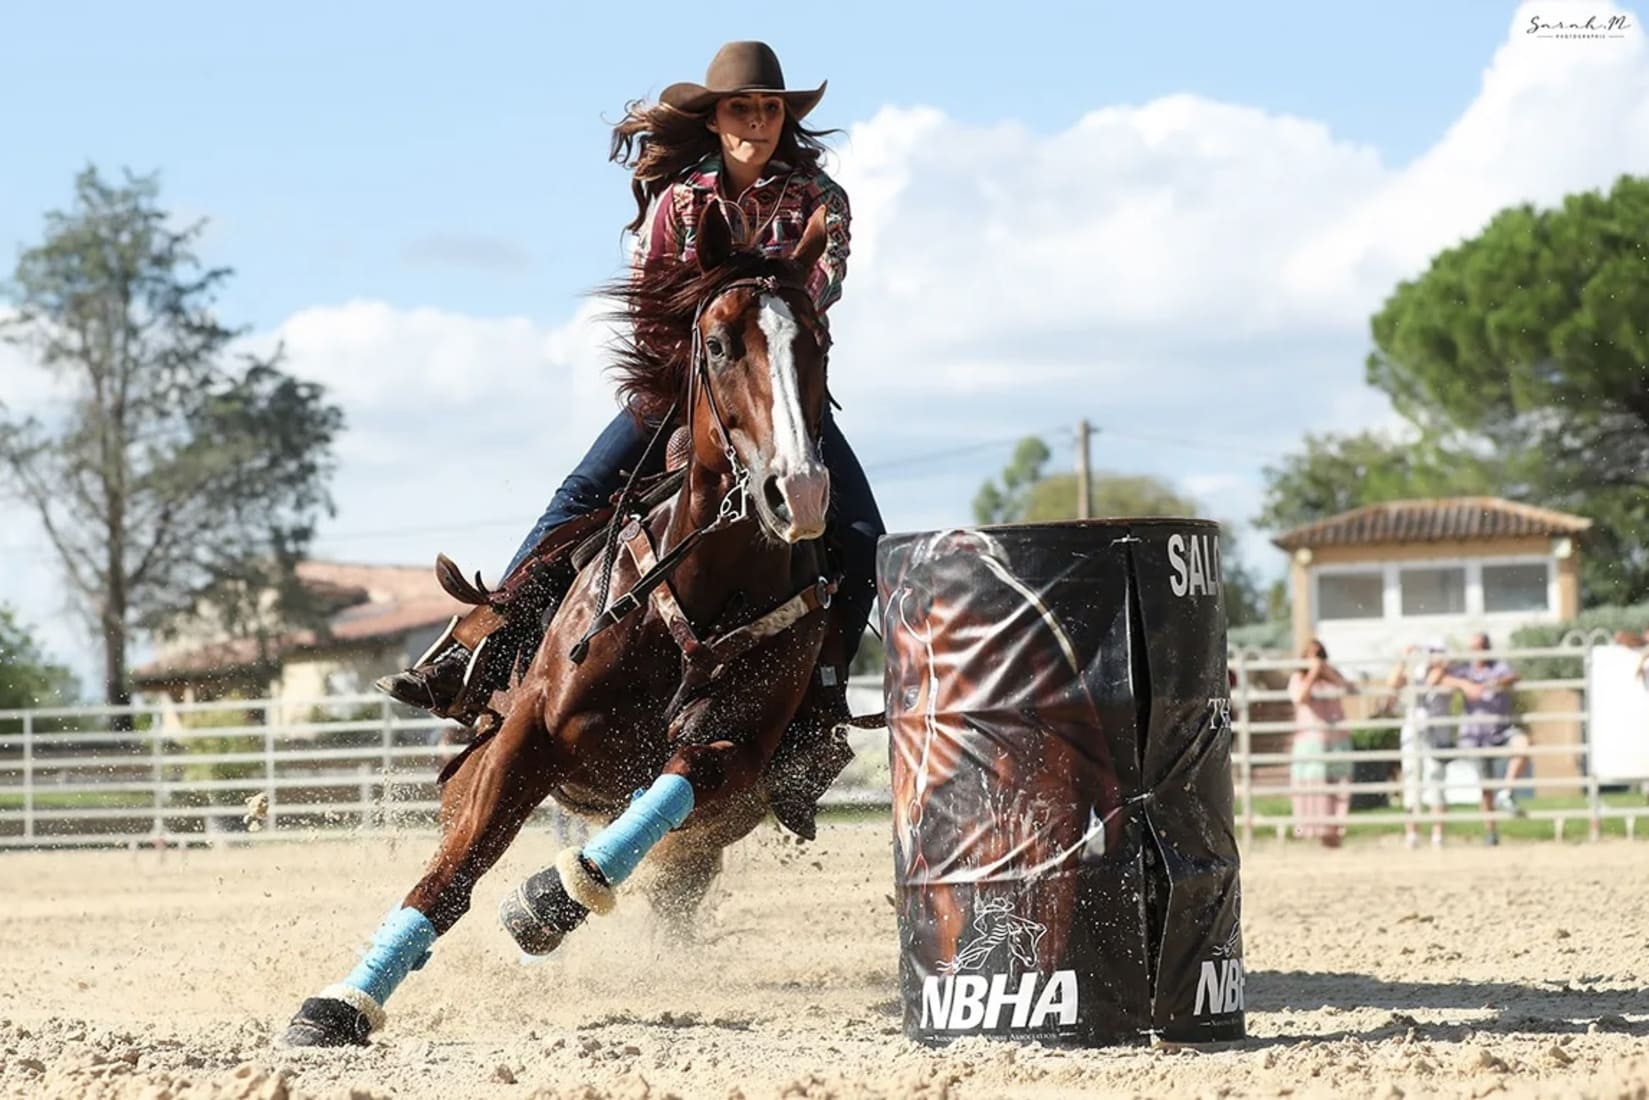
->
xmin=1240 ymin=792 xmax=1648 ymax=842
xmin=0 ymin=790 xmax=161 ymax=811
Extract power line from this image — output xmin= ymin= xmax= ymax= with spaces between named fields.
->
xmin=0 ymin=418 xmax=1289 ymax=558
xmin=861 ymin=428 xmax=1062 ymax=475
xmin=1098 ymin=427 xmax=1288 ymax=460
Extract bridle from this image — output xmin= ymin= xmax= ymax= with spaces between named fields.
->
xmin=687 ymin=271 xmax=830 ymax=525
xmin=567 ymin=271 xmax=830 ymax=665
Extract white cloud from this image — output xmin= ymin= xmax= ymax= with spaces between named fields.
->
xmin=814 ymin=0 xmax=1647 ymax=576
xmin=265 ymin=298 xmax=630 ymax=577
xmin=1284 ymin=8 xmax=1649 ymax=318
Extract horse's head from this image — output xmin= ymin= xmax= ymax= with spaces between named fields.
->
xmin=688 ymin=204 xmax=832 ymax=543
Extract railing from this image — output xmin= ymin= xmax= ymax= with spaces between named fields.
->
xmin=0 ymin=684 xmax=889 ymax=849
xmin=3 ymin=644 xmax=1646 ymax=850
xmin=1228 ymin=643 xmax=1649 ymax=844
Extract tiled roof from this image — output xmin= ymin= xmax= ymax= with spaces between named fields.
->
xmin=133 ymin=638 xmax=269 ymax=678
xmin=134 ymin=560 xmax=463 ymax=684
xmin=295 ymin=561 xmax=450 ymax=604
xmin=1271 ymin=497 xmax=1592 ymax=551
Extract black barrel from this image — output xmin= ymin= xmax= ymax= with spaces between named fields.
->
xmin=879 ymin=520 xmax=1243 ymax=1047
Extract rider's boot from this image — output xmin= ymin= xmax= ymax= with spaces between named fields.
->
xmin=767 ymin=625 xmax=859 ymax=840
xmin=375 ymin=625 xmax=474 ymax=717
xmin=375 ymin=559 xmax=577 ymax=720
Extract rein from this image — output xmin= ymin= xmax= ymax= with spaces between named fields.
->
xmin=566 ymin=274 xmax=827 ymax=667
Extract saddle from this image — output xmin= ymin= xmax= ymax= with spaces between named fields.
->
xmin=428 ymin=453 xmax=860 ymax=838
xmin=430 ymin=467 xmax=690 ymax=719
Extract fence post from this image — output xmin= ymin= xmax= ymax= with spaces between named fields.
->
xmin=264 ymin=700 xmax=280 ymax=835
xmin=1583 ymin=643 xmax=1601 ymax=842
xmin=22 ymin=711 xmax=35 ymax=841
xmin=150 ymin=706 xmax=165 ymax=839
xmin=379 ymin=696 xmax=395 ymax=833
xmin=1236 ymin=651 xmax=1253 ymax=847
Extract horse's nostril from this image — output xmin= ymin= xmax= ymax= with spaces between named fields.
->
xmin=763 ymin=475 xmax=789 ymax=518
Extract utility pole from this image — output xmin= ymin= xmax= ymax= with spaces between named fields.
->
xmin=1076 ymin=418 xmax=1093 ymax=520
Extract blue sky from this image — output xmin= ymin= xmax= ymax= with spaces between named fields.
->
xmin=3 ymin=2 xmax=1505 ymax=326
xmin=3 ymin=2 xmax=1644 ymax=687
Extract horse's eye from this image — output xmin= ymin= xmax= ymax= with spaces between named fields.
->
xmin=705 ymin=336 xmax=725 ymax=359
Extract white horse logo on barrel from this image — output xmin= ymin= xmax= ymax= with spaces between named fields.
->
xmin=939 ymin=897 xmax=1049 ymax=974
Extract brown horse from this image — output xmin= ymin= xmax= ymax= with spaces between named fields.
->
xmin=282 ymin=203 xmax=840 ymax=1047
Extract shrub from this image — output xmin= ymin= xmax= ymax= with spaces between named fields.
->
xmin=1509 ymin=601 xmax=1649 ymax=680
xmin=176 ymin=701 xmax=263 ymax=806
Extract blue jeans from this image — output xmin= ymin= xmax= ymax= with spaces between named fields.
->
xmin=507 ymin=409 xmax=885 ymax=663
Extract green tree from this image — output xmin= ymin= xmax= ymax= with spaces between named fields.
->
xmin=1254 ymin=430 xmax=1528 ymax=533
xmin=1260 ymin=176 xmax=1649 ymax=605
xmin=1219 ymin=539 xmax=1269 ymax=628
xmin=0 ymin=606 xmax=79 ymax=709
xmin=973 ymin=437 xmax=1052 ymax=524
xmin=0 ymin=167 xmax=344 ymax=709
xmin=1367 ymin=175 xmax=1649 ymax=471
xmin=974 ymin=442 xmax=1267 ymax=625
xmin=1265 ymin=578 xmax=1291 ymax=623
xmin=1023 ymin=470 xmax=1202 ymax=523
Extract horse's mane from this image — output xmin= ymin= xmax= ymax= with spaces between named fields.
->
xmin=601 ymin=245 xmax=807 ymax=423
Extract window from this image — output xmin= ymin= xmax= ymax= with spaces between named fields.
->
xmin=1318 ymin=572 xmax=1383 ymax=620
xmin=1483 ymin=562 xmax=1550 ymax=613
xmin=1400 ymin=566 xmax=1467 ymax=616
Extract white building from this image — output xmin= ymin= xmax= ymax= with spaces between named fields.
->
xmin=134 ymin=561 xmax=462 ymax=723
xmin=1272 ymin=497 xmax=1591 ymax=664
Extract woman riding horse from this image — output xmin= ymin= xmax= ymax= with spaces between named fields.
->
xmin=281 ymin=42 xmax=881 ymax=1048
xmin=379 ymin=41 xmax=883 ymax=740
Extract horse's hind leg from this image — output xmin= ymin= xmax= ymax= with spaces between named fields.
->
xmin=643 ymin=832 xmax=724 ymax=944
xmin=499 ymin=670 xmax=809 ymax=958
xmin=643 ymin=795 xmax=765 ymax=942
xmin=282 ymin=702 xmax=561 ymax=1047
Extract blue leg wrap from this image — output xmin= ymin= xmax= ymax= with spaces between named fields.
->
xmin=581 ymin=774 xmax=695 ymax=886
xmin=342 ymin=906 xmax=438 ymax=1006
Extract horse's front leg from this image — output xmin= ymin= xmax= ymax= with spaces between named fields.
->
xmin=282 ymin=700 xmax=562 ymax=1047
xmin=500 ymin=636 xmax=817 ymax=957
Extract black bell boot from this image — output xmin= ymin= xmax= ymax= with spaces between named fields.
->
xmin=280 ymin=994 xmax=375 ymax=1048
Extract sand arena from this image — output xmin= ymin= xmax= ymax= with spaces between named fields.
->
xmin=0 ymin=821 xmax=1645 ymax=1099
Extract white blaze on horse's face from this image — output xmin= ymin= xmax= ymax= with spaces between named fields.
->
xmin=750 ymin=293 xmax=829 ymax=542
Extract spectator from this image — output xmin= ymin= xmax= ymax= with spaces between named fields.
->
xmin=1389 ymin=640 xmax=1457 ymax=849
xmin=1446 ymin=631 xmax=1528 ymax=845
xmin=1289 ymin=638 xmax=1356 ymax=848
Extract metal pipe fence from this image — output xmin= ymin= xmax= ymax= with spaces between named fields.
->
xmin=1227 ymin=643 xmax=1649 ymax=843
xmin=0 ymin=685 xmax=889 ymax=850
xmin=2 ymin=643 xmax=1645 ymax=850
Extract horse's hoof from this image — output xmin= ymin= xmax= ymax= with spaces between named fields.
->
xmin=500 ymin=864 xmax=592 ymax=956
xmin=280 ymin=996 xmax=373 ymax=1048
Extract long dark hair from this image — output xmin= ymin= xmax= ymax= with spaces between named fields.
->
xmin=599 ymin=242 xmax=817 ymax=423
xmin=608 ymin=99 xmax=838 ymax=233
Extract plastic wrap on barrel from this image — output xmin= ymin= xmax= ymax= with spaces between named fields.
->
xmin=878 ymin=521 xmax=1244 ymax=1048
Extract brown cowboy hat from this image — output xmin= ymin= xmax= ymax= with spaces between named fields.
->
xmin=660 ymin=41 xmax=826 ymax=119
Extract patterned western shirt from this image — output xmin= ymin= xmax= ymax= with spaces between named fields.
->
xmin=634 ymin=155 xmax=852 ymax=316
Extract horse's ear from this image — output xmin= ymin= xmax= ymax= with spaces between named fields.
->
xmin=697 ymin=202 xmax=734 ymax=272
xmin=791 ymin=205 xmax=829 ymax=275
